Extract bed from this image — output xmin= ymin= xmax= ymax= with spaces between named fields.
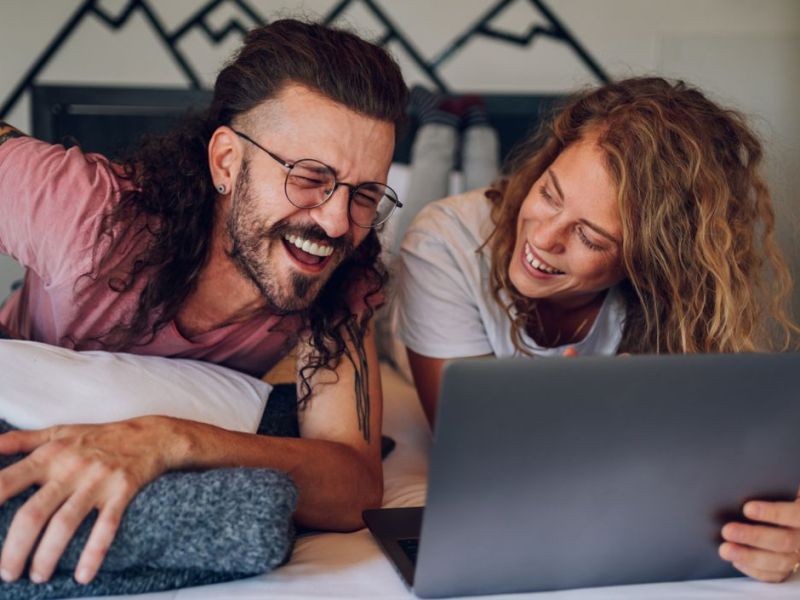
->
xmin=7 ymin=86 xmax=799 ymax=599
xmin=38 ymin=362 xmax=792 ymax=600
xmin=1 ymin=327 xmax=798 ymax=599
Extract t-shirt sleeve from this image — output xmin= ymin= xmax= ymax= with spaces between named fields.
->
xmin=395 ymin=208 xmax=494 ymax=359
xmin=0 ymin=136 xmax=121 ymax=286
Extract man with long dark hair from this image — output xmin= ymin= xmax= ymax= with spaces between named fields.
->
xmin=0 ymin=19 xmax=407 ymax=584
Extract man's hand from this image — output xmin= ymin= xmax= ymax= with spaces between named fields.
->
xmin=0 ymin=416 xmax=175 ymax=584
xmin=0 ymin=322 xmax=384 ymax=583
xmin=719 ymin=486 xmax=800 ymax=582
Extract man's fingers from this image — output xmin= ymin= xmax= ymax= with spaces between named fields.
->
xmin=0 ymin=481 xmax=68 ymax=582
xmin=30 ymin=485 xmax=98 ymax=583
xmin=74 ymin=493 xmax=130 ymax=584
xmin=0 ymin=420 xmax=163 ymax=584
xmin=745 ymin=499 xmax=800 ymax=529
xmin=0 ymin=456 xmax=40 ymax=504
xmin=0 ymin=429 xmax=51 ymax=455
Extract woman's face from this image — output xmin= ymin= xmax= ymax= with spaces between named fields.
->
xmin=508 ymin=136 xmax=625 ymax=310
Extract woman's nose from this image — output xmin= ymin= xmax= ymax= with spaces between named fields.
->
xmin=531 ymin=218 xmax=566 ymax=254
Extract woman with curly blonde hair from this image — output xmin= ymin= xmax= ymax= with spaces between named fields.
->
xmin=489 ymin=77 xmax=795 ymax=357
xmin=395 ymin=76 xmax=799 ymax=582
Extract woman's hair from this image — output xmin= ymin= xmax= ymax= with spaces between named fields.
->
xmin=81 ymin=19 xmax=408 ymax=409
xmin=487 ymin=76 xmax=797 ymax=354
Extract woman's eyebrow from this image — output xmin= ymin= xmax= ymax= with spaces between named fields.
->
xmin=579 ymin=219 xmax=620 ymax=245
xmin=548 ymin=169 xmax=565 ymax=201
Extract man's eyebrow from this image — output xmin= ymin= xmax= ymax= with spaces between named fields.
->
xmin=548 ymin=169 xmax=620 ymax=245
xmin=304 ymin=163 xmax=333 ymax=176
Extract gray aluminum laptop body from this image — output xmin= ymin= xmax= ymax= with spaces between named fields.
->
xmin=364 ymin=353 xmax=800 ymax=597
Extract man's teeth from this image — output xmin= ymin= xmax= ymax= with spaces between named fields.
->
xmin=285 ymin=234 xmax=334 ymax=257
xmin=525 ymin=247 xmax=563 ymax=274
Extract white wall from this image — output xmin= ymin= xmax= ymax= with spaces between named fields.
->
xmin=2 ymin=0 xmax=798 ymax=317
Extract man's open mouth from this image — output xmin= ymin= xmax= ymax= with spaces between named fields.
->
xmin=283 ymin=233 xmax=334 ymax=267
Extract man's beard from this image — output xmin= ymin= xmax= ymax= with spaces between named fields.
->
xmin=225 ymin=160 xmax=354 ymax=312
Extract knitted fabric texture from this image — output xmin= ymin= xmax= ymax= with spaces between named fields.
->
xmin=0 ymin=419 xmax=297 ymax=600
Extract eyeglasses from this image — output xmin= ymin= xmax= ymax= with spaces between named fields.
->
xmin=233 ymin=130 xmax=402 ymax=228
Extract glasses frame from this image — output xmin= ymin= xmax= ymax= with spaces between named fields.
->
xmin=232 ymin=129 xmax=402 ymax=228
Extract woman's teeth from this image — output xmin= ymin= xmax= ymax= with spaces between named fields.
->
xmin=285 ymin=234 xmax=334 ymax=257
xmin=525 ymin=246 xmax=563 ymax=275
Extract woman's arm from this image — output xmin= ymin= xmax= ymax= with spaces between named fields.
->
xmin=406 ymin=348 xmax=446 ymax=428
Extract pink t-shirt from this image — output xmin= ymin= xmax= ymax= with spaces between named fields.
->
xmin=0 ymin=136 xmax=304 ymax=376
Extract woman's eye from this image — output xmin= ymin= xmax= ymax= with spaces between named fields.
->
xmin=577 ymin=226 xmax=604 ymax=252
xmin=539 ymin=185 xmax=558 ymax=206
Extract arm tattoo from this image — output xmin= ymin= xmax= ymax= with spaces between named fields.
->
xmin=0 ymin=121 xmax=26 ymax=146
xmin=343 ymin=319 xmax=371 ymax=442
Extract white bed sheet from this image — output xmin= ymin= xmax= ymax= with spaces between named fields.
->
xmin=73 ymin=363 xmax=799 ymax=600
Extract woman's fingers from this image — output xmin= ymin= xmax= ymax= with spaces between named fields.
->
xmin=722 ymin=521 xmax=800 ymax=554
xmin=731 ymin=561 xmax=793 ymax=583
xmin=720 ymin=541 xmax=799 ymax=579
xmin=744 ymin=499 xmax=800 ymax=529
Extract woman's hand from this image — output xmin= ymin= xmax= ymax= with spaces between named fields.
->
xmin=0 ymin=417 xmax=177 ymax=584
xmin=719 ymin=487 xmax=800 ymax=582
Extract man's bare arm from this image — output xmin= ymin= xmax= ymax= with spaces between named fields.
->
xmin=0 ymin=122 xmax=26 ymax=146
xmin=0 ymin=318 xmax=384 ymax=584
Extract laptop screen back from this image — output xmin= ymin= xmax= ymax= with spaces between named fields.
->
xmin=413 ymin=353 xmax=800 ymax=597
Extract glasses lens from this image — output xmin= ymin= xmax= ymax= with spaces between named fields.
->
xmin=350 ymin=183 xmax=399 ymax=227
xmin=285 ymin=159 xmax=336 ymax=208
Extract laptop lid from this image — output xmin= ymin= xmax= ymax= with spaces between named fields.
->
xmin=412 ymin=353 xmax=800 ymax=597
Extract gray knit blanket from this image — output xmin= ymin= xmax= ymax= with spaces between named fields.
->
xmin=0 ymin=419 xmax=298 ymax=599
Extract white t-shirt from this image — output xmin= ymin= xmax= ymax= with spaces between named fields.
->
xmin=395 ymin=189 xmax=625 ymax=359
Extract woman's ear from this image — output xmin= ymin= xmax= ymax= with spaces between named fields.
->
xmin=208 ymin=126 xmax=241 ymax=194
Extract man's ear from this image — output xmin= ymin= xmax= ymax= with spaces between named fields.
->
xmin=208 ymin=126 xmax=241 ymax=194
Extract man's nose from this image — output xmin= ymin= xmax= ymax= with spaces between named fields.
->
xmin=310 ymin=185 xmax=351 ymax=239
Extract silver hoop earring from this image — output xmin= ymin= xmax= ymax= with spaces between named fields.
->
xmin=216 ymin=183 xmax=227 ymax=194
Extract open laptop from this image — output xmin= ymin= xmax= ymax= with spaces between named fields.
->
xmin=364 ymin=353 xmax=800 ymax=597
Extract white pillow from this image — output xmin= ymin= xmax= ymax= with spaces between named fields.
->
xmin=0 ymin=340 xmax=270 ymax=433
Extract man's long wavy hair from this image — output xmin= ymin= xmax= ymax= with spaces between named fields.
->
xmin=84 ymin=20 xmax=408 ymax=413
xmin=487 ymin=77 xmax=798 ymax=354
